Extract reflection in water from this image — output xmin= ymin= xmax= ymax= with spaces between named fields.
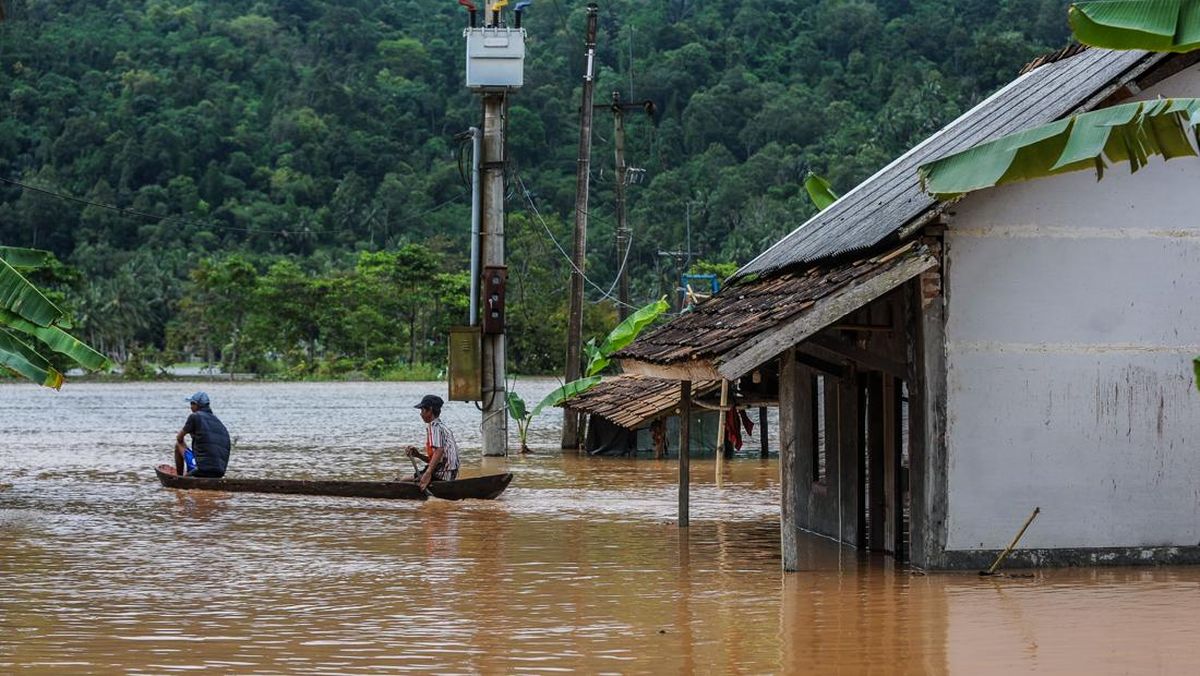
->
xmin=3 ymin=381 xmax=1199 ymax=673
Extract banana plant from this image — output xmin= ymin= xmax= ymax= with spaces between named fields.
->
xmin=803 ymin=172 xmax=840 ymax=211
xmin=1 ymin=246 xmax=109 ymax=388
xmin=918 ymin=97 xmax=1200 ymax=198
xmin=506 ymin=297 xmax=670 ymax=449
xmin=1070 ymin=0 xmax=1200 ymax=52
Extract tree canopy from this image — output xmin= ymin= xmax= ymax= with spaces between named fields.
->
xmin=0 ymin=0 xmax=1073 ymax=376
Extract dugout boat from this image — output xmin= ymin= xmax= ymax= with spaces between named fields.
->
xmin=154 ymin=465 xmax=512 ymax=501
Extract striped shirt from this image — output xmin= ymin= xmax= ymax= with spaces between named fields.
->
xmin=426 ymin=418 xmax=460 ymax=480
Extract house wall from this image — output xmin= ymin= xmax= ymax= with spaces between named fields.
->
xmin=940 ymin=68 xmax=1200 ymax=563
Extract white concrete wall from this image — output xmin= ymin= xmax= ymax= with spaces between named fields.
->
xmin=941 ymin=65 xmax=1200 ymax=551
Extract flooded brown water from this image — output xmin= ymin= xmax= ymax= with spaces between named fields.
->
xmin=3 ymin=380 xmax=1199 ymax=674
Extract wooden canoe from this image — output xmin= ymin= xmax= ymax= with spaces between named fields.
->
xmin=154 ymin=465 xmax=513 ymax=501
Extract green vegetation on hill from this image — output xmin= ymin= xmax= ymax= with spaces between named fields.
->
xmin=0 ymin=0 xmax=1071 ymax=376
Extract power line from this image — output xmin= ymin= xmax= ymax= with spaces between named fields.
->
xmin=514 ymin=171 xmax=637 ymax=309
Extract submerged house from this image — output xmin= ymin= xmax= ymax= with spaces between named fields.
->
xmin=615 ymin=46 xmax=1200 ymax=570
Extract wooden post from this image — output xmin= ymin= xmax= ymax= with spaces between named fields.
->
xmin=759 ymin=406 xmax=769 ymax=458
xmin=679 ymin=380 xmax=691 ymax=528
xmin=867 ymin=372 xmax=886 ymax=551
xmin=612 ymin=91 xmax=631 ymax=321
xmin=562 ymin=4 xmax=599 ymax=450
xmin=779 ymin=352 xmax=814 ymax=571
xmin=882 ymin=375 xmax=898 ymax=554
xmin=715 ymin=379 xmax=729 ymax=488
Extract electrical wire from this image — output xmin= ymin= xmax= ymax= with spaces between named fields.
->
xmin=513 ymin=171 xmax=638 ymax=310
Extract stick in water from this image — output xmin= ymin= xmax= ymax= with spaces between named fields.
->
xmin=981 ymin=506 xmax=1041 ymax=576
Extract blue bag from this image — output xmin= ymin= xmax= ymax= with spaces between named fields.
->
xmin=183 ymin=447 xmax=197 ymax=474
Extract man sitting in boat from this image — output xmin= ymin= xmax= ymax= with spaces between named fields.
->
xmin=405 ymin=394 xmax=460 ymax=489
xmin=175 ymin=391 xmax=231 ymax=478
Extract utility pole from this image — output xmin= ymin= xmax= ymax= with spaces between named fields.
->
xmin=563 ymin=3 xmax=599 ymax=450
xmin=480 ymin=93 xmax=507 ymax=456
xmin=461 ymin=0 xmax=530 ymax=456
xmin=603 ymin=91 xmax=655 ymax=321
xmin=611 ymin=91 xmax=631 ymax=321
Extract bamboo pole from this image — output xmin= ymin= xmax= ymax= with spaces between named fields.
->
xmin=981 ymin=507 xmax=1041 ymax=576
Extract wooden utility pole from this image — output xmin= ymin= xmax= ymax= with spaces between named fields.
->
xmin=481 ymin=93 xmax=508 ymax=456
xmin=611 ymin=91 xmax=631 ymax=321
xmin=563 ymin=2 xmax=599 ymax=450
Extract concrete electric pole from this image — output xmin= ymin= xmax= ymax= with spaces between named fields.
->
xmin=462 ymin=1 xmax=530 ymax=456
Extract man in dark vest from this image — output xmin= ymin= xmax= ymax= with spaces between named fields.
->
xmin=175 ymin=391 xmax=231 ymax=477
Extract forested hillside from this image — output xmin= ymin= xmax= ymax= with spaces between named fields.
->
xmin=0 ymin=0 xmax=1071 ymax=377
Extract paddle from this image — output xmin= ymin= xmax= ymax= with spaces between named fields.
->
xmin=407 ymin=450 xmax=432 ymax=498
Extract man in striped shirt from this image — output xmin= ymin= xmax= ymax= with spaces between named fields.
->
xmin=405 ymin=394 xmax=460 ymax=489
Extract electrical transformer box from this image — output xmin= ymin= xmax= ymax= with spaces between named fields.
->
xmin=464 ymin=27 xmax=526 ymax=90
xmin=448 ymin=326 xmax=482 ymax=401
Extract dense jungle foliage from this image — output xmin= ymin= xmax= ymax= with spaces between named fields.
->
xmin=0 ymin=0 xmax=1071 ymax=377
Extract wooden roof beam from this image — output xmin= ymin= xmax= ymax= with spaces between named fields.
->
xmin=806 ymin=335 xmax=908 ymax=380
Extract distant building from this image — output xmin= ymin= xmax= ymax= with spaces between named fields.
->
xmin=616 ymin=47 xmax=1200 ymax=570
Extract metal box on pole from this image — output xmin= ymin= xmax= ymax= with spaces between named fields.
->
xmin=465 ymin=27 xmax=526 ymax=90
xmin=482 ymin=265 xmax=508 ymax=335
xmin=448 ymin=326 xmax=482 ymax=401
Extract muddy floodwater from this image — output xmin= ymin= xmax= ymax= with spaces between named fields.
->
xmin=3 ymin=380 xmax=1199 ymax=674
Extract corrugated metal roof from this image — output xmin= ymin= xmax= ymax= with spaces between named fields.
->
xmin=557 ymin=374 xmax=719 ymax=429
xmin=617 ymin=242 xmax=932 ymax=367
xmin=735 ymin=48 xmax=1159 ymax=279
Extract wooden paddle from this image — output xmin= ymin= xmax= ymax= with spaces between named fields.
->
xmin=407 ymin=450 xmax=432 ymax=497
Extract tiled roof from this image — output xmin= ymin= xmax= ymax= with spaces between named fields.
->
xmin=557 ymin=374 xmax=719 ymax=429
xmin=617 ymin=242 xmax=933 ymax=368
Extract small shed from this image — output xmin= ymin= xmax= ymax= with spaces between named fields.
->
xmin=617 ymin=46 xmax=1200 ymax=570
xmin=558 ymin=374 xmax=772 ymax=457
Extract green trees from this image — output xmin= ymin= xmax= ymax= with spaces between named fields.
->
xmin=0 ymin=0 xmax=1073 ymax=376
xmin=165 ymin=246 xmax=473 ymax=378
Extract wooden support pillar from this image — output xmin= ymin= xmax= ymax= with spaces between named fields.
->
xmin=836 ymin=368 xmax=861 ymax=547
xmin=679 ymin=380 xmax=691 ymax=528
xmin=908 ymin=269 xmax=947 ymax=569
xmin=882 ymin=375 xmax=900 ymax=554
xmin=867 ymin=372 xmax=886 ymax=552
xmin=715 ymin=379 xmax=729 ymax=488
xmin=759 ymin=406 xmax=769 ymax=458
xmin=779 ymin=351 xmax=814 ymax=571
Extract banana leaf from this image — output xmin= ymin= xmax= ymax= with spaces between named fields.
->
xmin=0 ymin=246 xmax=56 ymax=270
xmin=506 ymin=389 xmax=528 ymax=421
xmin=1070 ymin=0 xmax=1200 ymax=52
xmin=803 ymin=172 xmax=840 ymax=211
xmin=918 ymin=98 xmax=1200 ymax=199
xmin=583 ymin=338 xmax=607 ymax=378
xmin=532 ymin=375 xmax=603 ymax=417
xmin=591 ymin=297 xmax=669 ymax=376
xmin=0 ymin=256 xmax=65 ymax=327
xmin=0 ymin=308 xmax=108 ymax=371
xmin=0 ymin=328 xmax=65 ymax=389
